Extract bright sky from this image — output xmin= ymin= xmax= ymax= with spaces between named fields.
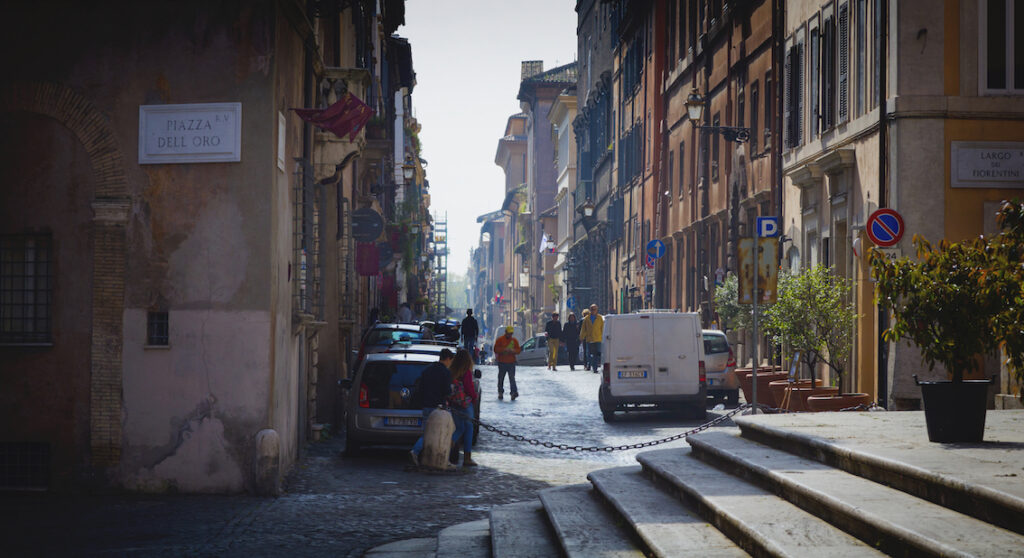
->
xmin=402 ymin=0 xmax=578 ymax=275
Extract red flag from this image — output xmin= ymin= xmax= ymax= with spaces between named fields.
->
xmin=293 ymin=92 xmax=375 ymax=140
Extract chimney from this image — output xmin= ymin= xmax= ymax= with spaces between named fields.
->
xmin=521 ymin=60 xmax=544 ymax=81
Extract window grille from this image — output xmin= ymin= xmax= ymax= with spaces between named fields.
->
xmin=293 ymin=158 xmax=324 ymax=319
xmin=1 ymin=234 xmax=52 ymax=344
xmin=147 ymin=311 xmax=169 ymax=346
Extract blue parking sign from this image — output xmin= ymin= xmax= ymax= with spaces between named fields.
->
xmin=756 ymin=216 xmax=779 ymax=238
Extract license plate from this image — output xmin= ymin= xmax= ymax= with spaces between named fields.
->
xmin=384 ymin=416 xmax=421 ymax=427
xmin=618 ymin=370 xmax=648 ymax=379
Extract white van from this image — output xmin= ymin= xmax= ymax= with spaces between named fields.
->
xmin=598 ymin=311 xmax=706 ymax=422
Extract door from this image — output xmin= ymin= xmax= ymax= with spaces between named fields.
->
xmin=652 ymin=314 xmax=701 ymax=396
xmin=608 ymin=316 xmax=655 ymax=397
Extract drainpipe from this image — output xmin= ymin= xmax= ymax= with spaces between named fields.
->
xmin=876 ymin=0 xmax=890 ymax=408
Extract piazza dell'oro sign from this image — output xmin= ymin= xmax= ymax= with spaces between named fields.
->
xmin=139 ymin=102 xmax=242 ymax=164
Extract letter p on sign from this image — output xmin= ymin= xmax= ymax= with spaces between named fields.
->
xmin=756 ymin=216 xmax=779 ymax=238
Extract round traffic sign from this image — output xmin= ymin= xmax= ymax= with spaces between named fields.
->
xmin=646 ymin=239 xmax=666 ymax=259
xmin=866 ymin=208 xmax=905 ymax=247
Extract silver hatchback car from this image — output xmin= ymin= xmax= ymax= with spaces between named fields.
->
xmin=702 ymin=329 xmax=738 ymax=405
xmin=340 ymin=348 xmax=481 ymax=455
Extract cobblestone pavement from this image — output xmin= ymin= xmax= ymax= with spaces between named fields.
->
xmin=3 ymin=364 xmax=736 ymax=557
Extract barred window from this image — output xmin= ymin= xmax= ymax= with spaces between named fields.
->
xmin=1 ymin=234 xmax=53 ymax=344
xmin=147 ymin=311 xmax=169 ymax=346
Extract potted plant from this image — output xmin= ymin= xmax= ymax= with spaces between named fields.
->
xmin=869 ymin=200 xmax=1024 ymax=441
xmin=763 ymin=265 xmax=862 ymax=411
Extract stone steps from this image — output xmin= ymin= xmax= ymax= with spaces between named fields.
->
xmin=363 ymin=411 xmax=1024 ymax=558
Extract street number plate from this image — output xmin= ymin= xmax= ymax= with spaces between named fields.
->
xmin=384 ymin=416 xmax=421 ymax=427
xmin=618 ymin=370 xmax=648 ymax=379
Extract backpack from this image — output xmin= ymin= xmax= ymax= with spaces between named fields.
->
xmin=447 ymin=380 xmax=472 ymax=410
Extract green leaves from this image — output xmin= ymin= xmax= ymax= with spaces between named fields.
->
xmin=869 ymin=199 xmax=1024 ymax=385
xmin=762 ymin=265 xmax=856 ymax=381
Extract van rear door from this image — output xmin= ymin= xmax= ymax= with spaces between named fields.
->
xmin=607 ymin=315 xmax=655 ymax=397
xmin=652 ymin=313 xmax=701 ymax=396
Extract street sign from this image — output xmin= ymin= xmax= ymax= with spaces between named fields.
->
xmin=756 ymin=216 xmax=780 ymax=238
xmin=566 ymin=295 xmax=576 ymax=310
xmin=738 ymin=238 xmax=778 ymax=304
xmin=351 ymin=208 xmax=384 ymax=242
xmin=646 ymin=239 xmax=666 ymax=259
xmin=645 ymin=253 xmax=655 ymax=269
xmin=866 ymin=208 xmax=905 ymax=247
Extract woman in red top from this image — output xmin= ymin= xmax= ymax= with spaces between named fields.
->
xmin=448 ymin=349 xmax=478 ymax=466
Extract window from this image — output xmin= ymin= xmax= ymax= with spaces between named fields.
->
xmin=667 ymin=151 xmax=675 ymax=202
xmin=822 ymin=13 xmax=837 ymax=129
xmin=147 ymin=311 xmax=169 ymax=346
xmin=765 ymin=71 xmax=773 ymax=146
xmin=981 ymin=0 xmax=1024 ymax=93
xmin=810 ymin=26 xmax=821 ymax=139
xmin=751 ymin=81 xmax=760 ymax=153
xmin=667 ymin=0 xmax=677 ymax=62
xmin=678 ymin=140 xmax=686 ymax=197
xmin=738 ymin=91 xmax=746 ymax=129
xmin=711 ymin=112 xmax=721 ymax=181
xmin=689 ymin=0 xmax=698 ymax=54
xmin=872 ymin=0 xmax=881 ymax=106
xmin=838 ymin=2 xmax=851 ymax=122
xmin=856 ymin=0 xmax=867 ymax=114
xmin=1 ymin=234 xmax=52 ymax=344
xmin=784 ymin=41 xmax=805 ymax=148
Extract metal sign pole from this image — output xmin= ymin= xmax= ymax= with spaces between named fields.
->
xmin=751 ymin=236 xmax=759 ymax=414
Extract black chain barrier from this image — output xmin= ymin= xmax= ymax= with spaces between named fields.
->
xmin=449 ymin=400 xmax=882 ymax=453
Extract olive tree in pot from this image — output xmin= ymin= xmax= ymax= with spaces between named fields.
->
xmin=869 ymin=200 xmax=1024 ymax=442
xmin=763 ymin=265 xmax=861 ymax=411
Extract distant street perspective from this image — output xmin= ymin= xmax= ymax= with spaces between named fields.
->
xmin=3 ymin=0 xmax=1024 ymax=557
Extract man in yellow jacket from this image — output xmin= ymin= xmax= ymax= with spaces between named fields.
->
xmin=579 ymin=304 xmax=604 ymax=373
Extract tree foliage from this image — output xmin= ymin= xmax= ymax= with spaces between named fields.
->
xmin=763 ymin=265 xmax=856 ymax=382
xmin=713 ymin=273 xmax=764 ymax=332
xmin=869 ymin=200 xmax=1024 ymax=385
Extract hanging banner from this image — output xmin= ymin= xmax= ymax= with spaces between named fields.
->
xmin=738 ymin=238 xmax=778 ymax=304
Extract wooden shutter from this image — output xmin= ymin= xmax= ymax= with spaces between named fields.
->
xmin=796 ymin=42 xmax=804 ymax=146
xmin=838 ymin=2 xmax=850 ymax=122
xmin=784 ymin=46 xmax=793 ymax=148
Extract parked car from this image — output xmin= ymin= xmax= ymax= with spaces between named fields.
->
xmin=352 ymin=322 xmax=434 ymax=369
xmin=702 ymin=329 xmax=738 ymax=405
xmin=340 ymin=348 xmax=483 ymax=455
xmin=598 ymin=311 xmax=707 ymax=422
xmin=516 ymin=334 xmax=569 ymax=366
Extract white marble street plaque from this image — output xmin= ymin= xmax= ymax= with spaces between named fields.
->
xmin=951 ymin=141 xmax=1024 ymax=188
xmin=139 ymin=103 xmax=242 ymax=164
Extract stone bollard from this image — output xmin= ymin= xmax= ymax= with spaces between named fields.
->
xmin=420 ymin=408 xmax=455 ymax=470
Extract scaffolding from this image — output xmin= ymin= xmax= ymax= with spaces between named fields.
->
xmin=431 ymin=211 xmax=448 ymax=319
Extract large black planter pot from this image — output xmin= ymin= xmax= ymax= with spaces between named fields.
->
xmin=914 ymin=375 xmax=991 ymax=443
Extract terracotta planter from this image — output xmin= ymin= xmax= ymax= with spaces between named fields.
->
xmin=806 ymin=392 xmax=873 ymax=412
xmin=769 ymin=379 xmax=823 ymax=410
xmin=738 ymin=368 xmax=788 ymax=407
xmin=785 ymin=386 xmax=840 ymax=411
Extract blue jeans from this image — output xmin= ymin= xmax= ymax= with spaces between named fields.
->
xmin=451 ymin=403 xmax=474 ymax=454
xmin=588 ymin=342 xmax=603 ymax=370
xmin=411 ymin=407 xmax=436 ymax=454
xmin=497 ymin=363 xmax=517 ymax=396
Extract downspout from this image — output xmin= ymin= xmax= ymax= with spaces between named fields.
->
xmin=877 ymin=0 xmax=890 ymax=407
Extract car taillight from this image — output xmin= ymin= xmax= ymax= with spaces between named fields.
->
xmin=699 ymin=361 xmax=707 ymax=383
xmin=603 ymin=363 xmax=610 ymax=384
xmin=359 ymin=383 xmax=369 ymax=408
xmin=727 ymin=347 xmax=736 ymax=368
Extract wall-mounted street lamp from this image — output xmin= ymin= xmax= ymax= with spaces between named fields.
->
xmin=402 ymin=157 xmax=415 ymax=181
xmin=685 ymin=89 xmax=751 ymax=143
xmin=410 ymin=223 xmax=420 ymax=234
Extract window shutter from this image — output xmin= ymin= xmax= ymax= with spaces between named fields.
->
xmin=796 ymin=42 xmax=804 ymax=146
xmin=822 ymin=19 xmax=833 ymax=129
xmin=838 ymin=3 xmax=850 ymax=122
xmin=784 ymin=47 xmax=793 ymax=148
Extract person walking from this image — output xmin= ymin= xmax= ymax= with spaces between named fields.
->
xmin=583 ymin=304 xmax=605 ymax=373
xmin=562 ymin=313 xmax=581 ymax=371
xmin=493 ymin=326 xmax=521 ymax=400
xmin=397 ymin=302 xmax=413 ymax=323
xmin=544 ymin=312 xmax=563 ymax=371
xmin=461 ymin=309 xmax=479 ymax=352
xmin=409 ymin=348 xmax=455 ymax=466
xmin=447 ymin=349 xmax=478 ymax=467
xmin=579 ymin=308 xmax=591 ymax=370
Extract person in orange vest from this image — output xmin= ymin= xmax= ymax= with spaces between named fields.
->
xmin=493 ymin=326 xmax=521 ymax=400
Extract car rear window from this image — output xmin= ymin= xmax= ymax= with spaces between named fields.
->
xmin=361 ymin=361 xmax=434 ymax=409
xmin=703 ymin=334 xmax=730 ymax=355
xmin=365 ymin=329 xmax=426 ymax=346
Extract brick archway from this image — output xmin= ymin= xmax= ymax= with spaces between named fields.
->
xmin=2 ymin=81 xmax=129 ymax=467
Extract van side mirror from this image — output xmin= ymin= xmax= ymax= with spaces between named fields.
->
xmin=474 ymin=369 xmax=482 ymax=379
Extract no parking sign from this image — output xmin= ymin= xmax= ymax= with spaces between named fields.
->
xmin=866 ymin=208 xmax=905 ymax=247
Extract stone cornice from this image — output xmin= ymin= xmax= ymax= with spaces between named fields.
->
xmin=787 ymin=162 xmax=823 ymax=190
xmin=817 ymin=149 xmax=856 ymax=176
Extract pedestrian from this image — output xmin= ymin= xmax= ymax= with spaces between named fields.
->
xmin=447 ymin=349 xmax=478 ymax=467
xmin=579 ymin=308 xmax=591 ymax=370
xmin=583 ymin=304 xmax=605 ymax=373
xmin=397 ymin=302 xmax=413 ymax=323
xmin=461 ymin=308 xmax=479 ymax=352
xmin=562 ymin=312 xmax=581 ymax=371
xmin=409 ymin=348 xmax=456 ymax=466
xmin=493 ymin=326 xmax=521 ymax=400
xmin=544 ymin=312 xmax=562 ymax=371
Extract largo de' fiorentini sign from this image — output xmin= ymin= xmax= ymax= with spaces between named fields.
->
xmin=951 ymin=141 xmax=1024 ymax=188
xmin=138 ymin=102 xmax=242 ymax=164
